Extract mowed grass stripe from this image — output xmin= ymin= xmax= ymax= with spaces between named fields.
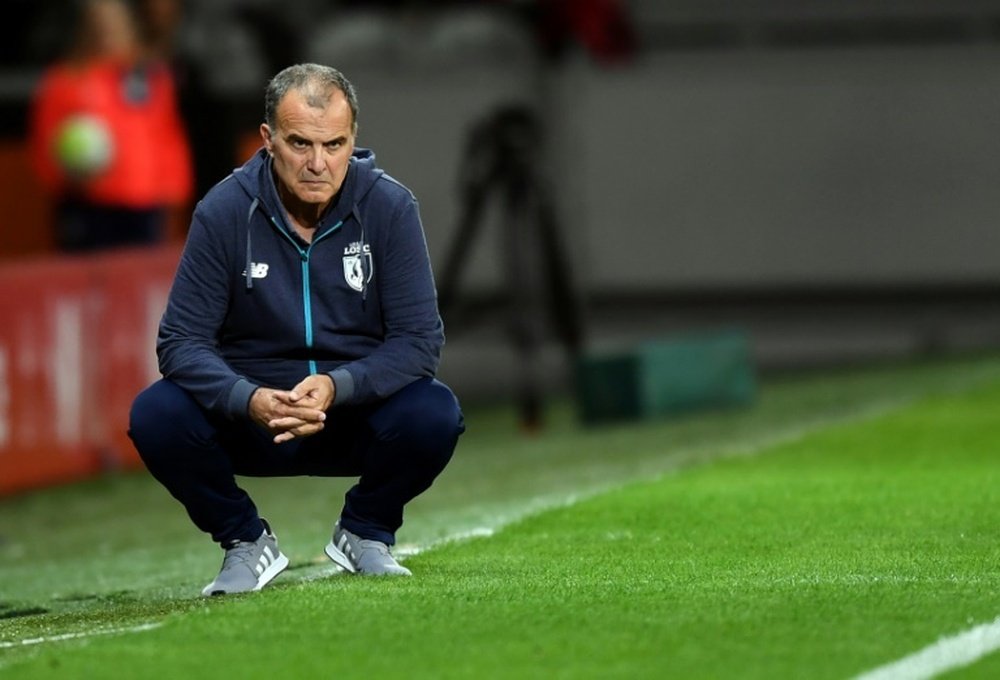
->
xmin=4 ymin=378 xmax=1000 ymax=679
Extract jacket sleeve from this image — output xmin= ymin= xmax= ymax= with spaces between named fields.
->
xmin=328 ymin=197 xmax=443 ymax=405
xmin=156 ymin=207 xmax=259 ymax=418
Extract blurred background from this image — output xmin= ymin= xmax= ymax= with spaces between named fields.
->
xmin=3 ymin=0 xmax=1000 ymax=492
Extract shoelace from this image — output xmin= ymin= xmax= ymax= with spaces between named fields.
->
xmin=357 ymin=539 xmax=392 ymax=559
xmin=222 ymin=541 xmax=259 ymax=569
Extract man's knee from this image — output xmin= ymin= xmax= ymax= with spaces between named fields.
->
xmin=373 ymin=379 xmax=464 ymax=455
xmin=128 ymin=380 xmax=207 ymax=461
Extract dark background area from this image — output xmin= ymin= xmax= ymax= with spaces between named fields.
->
xmin=4 ymin=0 xmax=1000 ymax=403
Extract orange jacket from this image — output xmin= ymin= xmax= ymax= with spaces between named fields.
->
xmin=29 ymin=57 xmax=193 ymax=209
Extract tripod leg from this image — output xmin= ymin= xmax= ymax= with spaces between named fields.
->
xmin=502 ymin=179 xmax=546 ymax=432
xmin=536 ymin=193 xmax=585 ymax=354
xmin=437 ymin=187 xmax=489 ymax=320
xmin=439 ymin=114 xmax=504 ymax=322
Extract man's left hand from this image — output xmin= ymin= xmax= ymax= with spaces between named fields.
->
xmin=268 ymin=374 xmax=336 ymax=443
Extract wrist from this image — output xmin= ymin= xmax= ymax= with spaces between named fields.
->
xmin=228 ymin=378 xmax=260 ymax=420
xmin=328 ymin=368 xmax=354 ymax=406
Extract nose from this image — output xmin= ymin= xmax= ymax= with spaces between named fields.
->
xmin=306 ymin=146 xmax=325 ymax=174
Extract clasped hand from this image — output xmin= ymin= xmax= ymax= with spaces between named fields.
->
xmin=249 ymin=374 xmax=335 ymax=444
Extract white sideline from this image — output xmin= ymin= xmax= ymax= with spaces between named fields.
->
xmin=0 ymin=622 xmax=162 ymax=651
xmin=395 ymin=526 xmax=495 ymax=558
xmin=853 ymin=617 xmax=1000 ymax=680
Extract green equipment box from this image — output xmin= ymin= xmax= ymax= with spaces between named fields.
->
xmin=576 ymin=330 xmax=756 ymax=424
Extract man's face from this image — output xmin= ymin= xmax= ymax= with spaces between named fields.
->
xmin=261 ymin=88 xmax=355 ymax=217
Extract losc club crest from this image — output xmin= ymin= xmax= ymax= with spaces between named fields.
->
xmin=343 ymin=241 xmax=373 ymax=292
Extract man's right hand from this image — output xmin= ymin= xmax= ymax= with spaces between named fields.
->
xmin=248 ymin=387 xmax=328 ymax=444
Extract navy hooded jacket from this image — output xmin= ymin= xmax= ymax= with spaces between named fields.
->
xmin=156 ymin=147 xmax=444 ymax=419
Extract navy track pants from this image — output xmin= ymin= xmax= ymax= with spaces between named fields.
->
xmin=128 ymin=377 xmax=463 ymax=546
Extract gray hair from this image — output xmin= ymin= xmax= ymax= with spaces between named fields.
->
xmin=264 ymin=63 xmax=359 ymax=134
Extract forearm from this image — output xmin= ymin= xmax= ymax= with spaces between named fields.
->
xmin=328 ymin=323 xmax=442 ymax=406
xmin=157 ymin=332 xmax=258 ymax=418
xmin=156 ymin=208 xmax=252 ymax=418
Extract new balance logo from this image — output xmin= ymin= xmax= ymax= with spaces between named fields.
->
xmin=241 ymin=262 xmax=270 ymax=279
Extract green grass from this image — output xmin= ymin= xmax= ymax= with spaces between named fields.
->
xmin=3 ymin=354 xmax=1000 ymax=677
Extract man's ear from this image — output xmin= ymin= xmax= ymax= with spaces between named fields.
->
xmin=260 ymin=124 xmax=273 ymax=155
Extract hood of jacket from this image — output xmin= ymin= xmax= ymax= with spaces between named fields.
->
xmin=233 ymin=146 xmax=384 ymax=219
xmin=231 ymin=146 xmax=385 ymax=289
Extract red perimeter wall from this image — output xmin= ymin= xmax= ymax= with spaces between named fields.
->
xmin=0 ymin=246 xmax=182 ymax=495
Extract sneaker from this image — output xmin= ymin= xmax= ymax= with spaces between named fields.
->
xmin=201 ymin=519 xmax=289 ymax=596
xmin=324 ymin=521 xmax=411 ymax=576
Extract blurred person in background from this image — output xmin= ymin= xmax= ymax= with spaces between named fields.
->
xmin=136 ymin=0 xmax=236 ymax=202
xmin=28 ymin=0 xmax=192 ymax=252
xmin=128 ymin=63 xmax=464 ymax=595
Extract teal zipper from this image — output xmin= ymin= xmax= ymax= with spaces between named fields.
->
xmin=299 ymin=219 xmax=344 ymax=375
xmin=301 ymin=258 xmax=314 ymax=374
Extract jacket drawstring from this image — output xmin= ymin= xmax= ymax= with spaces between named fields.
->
xmin=245 ymin=197 xmax=260 ymax=290
xmin=351 ymin=204 xmax=368 ymax=304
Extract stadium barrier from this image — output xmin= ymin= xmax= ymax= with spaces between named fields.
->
xmin=0 ymin=245 xmax=181 ymax=496
xmin=575 ymin=330 xmax=757 ymax=424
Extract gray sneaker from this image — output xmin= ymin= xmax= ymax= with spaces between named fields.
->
xmin=324 ymin=521 xmax=411 ymax=576
xmin=201 ymin=519 xmax=289 ymax=596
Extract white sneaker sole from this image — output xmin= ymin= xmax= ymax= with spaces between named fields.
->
xmin=324 ymin=541 xmax=358 ymax=574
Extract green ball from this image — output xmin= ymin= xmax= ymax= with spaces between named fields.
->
xmin=54 ymin=114 xmax=113 ymax=177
